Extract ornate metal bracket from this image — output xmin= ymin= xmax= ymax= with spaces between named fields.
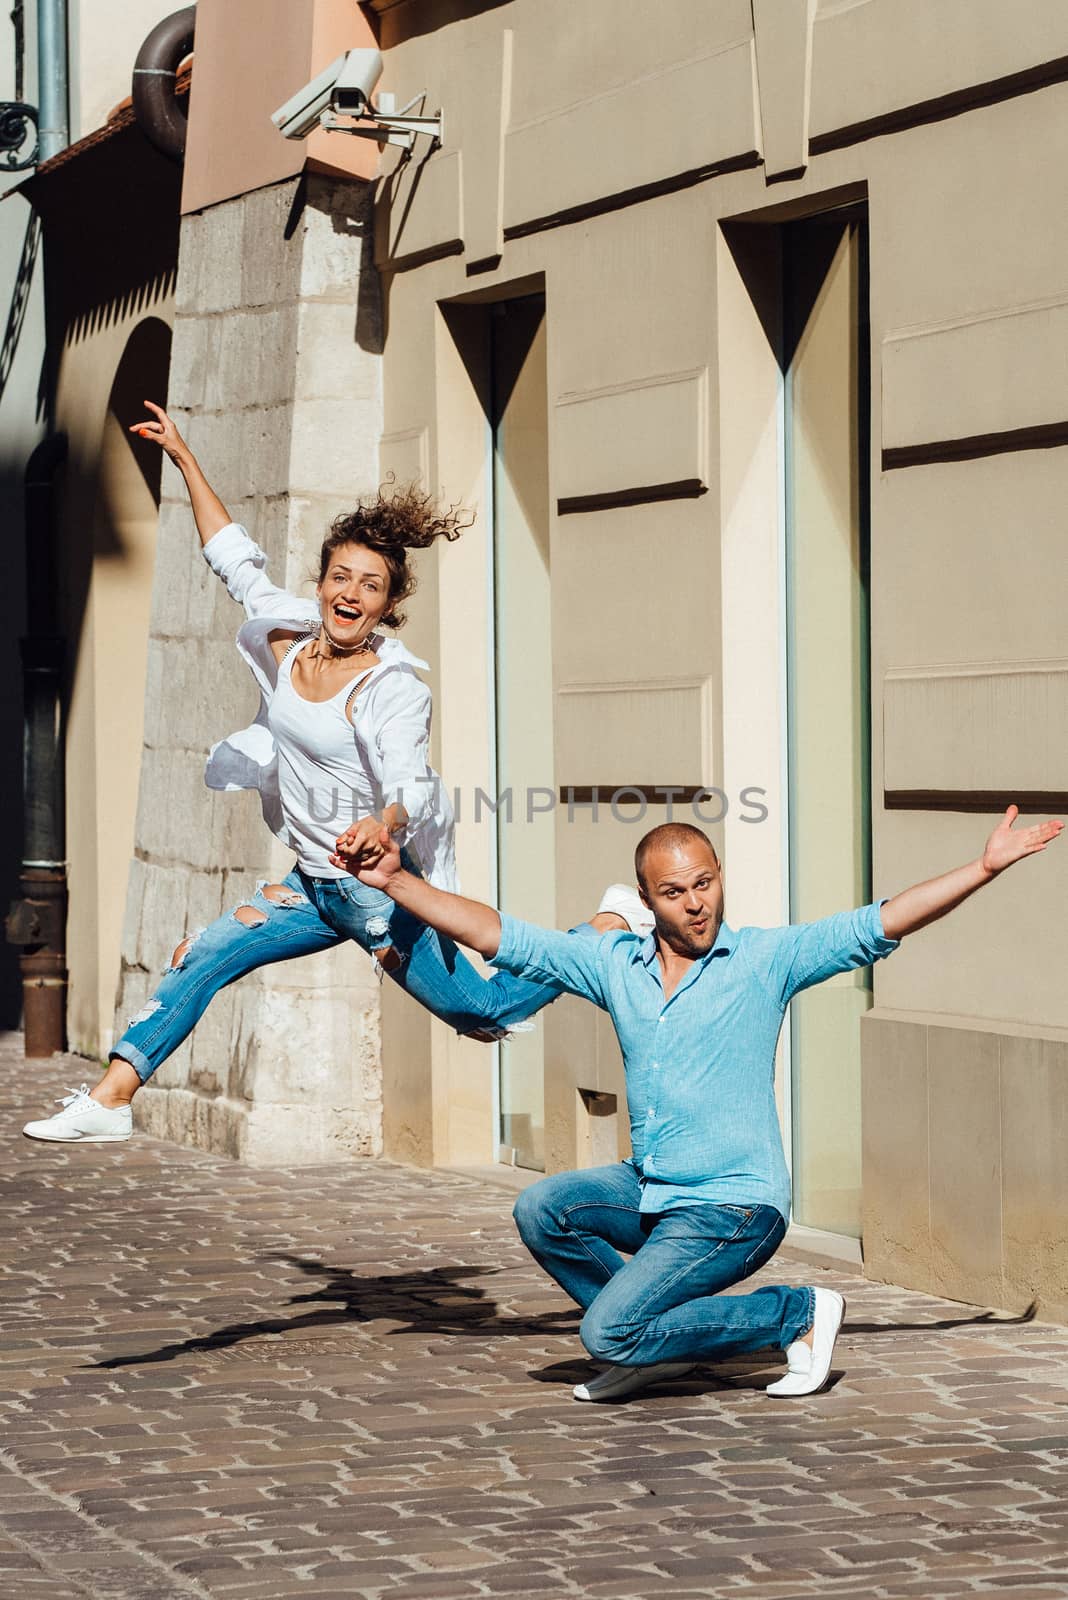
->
xmin=0 ymin=102 xmax=38 ymax=170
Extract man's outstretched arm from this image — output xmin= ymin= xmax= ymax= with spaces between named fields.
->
xmin=880 ymin=805 xmax=1062 ymax=941
xmin=336 ymin=831 xmax=503 ymax=957
xmin=332 ymin=829 xmax=609 ymax=1009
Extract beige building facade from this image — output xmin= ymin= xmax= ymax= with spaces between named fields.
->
xmin=359 ymin=0 xmax=1068 ymax=1319
xmin=22 ymin=1 xmax=1066 ymax=1319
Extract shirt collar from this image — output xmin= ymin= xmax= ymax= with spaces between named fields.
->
xmin=375 ymin=635 xmax=429 ymax=671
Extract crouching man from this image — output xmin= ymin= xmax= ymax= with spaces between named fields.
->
xmin=335 ymin=806 xmax=1060 ymax=1402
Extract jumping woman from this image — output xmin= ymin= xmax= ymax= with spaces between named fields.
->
xmin=23 ymin=403 xmax=646 ymax=1143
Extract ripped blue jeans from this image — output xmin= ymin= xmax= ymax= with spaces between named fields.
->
xmin=114 ymin=864 xmax=574 ymax=1084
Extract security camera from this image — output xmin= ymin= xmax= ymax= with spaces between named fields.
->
xmin=271 ymin=48 xmax=383 ymax=140
xmin=332 ymin=50 xmax=384 ymax=117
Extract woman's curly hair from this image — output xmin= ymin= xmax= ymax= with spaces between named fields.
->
xmin=318 ymin=481 xmax=472 ymax=629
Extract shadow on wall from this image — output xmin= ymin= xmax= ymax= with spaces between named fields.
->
xmin=0 ymin=118 xmax=181 ymax=1036
xmin=366 ymin=0 xmax=511 ymax=48
xmin=66 ymin=316 xmax=173 ymax=1056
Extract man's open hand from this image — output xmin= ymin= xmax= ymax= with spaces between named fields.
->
xmin=981 ymin=805 xmax=1063 ymax=877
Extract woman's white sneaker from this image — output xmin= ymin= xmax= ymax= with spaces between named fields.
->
xmin=766 ymin=1288 xmax=845 ymax=1397
xmin=22 ymin=1085 xmax=133 ymax=1143
xmin=573 ymin=1361 xmax=695 ymax=1402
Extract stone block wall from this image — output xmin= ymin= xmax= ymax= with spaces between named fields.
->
xmin=114 ymin=174 xmax=386 ymax=1164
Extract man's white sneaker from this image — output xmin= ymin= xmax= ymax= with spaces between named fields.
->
xmin=22 ymin=1085 xmax=133 ymax=1143
xmin=573 ymin=1361 xmax=696 ymax=1402
xmin=596 ymin=884 xmax=655 ymax=937
xmin=765 ymin=1288 xmax=845 ymax=1397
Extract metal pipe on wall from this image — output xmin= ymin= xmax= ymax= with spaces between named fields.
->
xmin=36 ymin=0 xmax=69 ymax=162
xmin=6 ymin=435 xmax=69 ymax=1057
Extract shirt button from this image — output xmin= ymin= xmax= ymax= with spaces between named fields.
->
xmin=646 ymin=1108 xmax=655 ymax=1118
xmin=651 ymin=1062 xmax=659 ymax=1069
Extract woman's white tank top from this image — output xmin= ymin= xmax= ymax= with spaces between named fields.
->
xmin=266 ymin=638 xmax=377 ymax=877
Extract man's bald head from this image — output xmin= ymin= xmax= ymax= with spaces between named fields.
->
xmin=634 ymin=823 xmax=720 ymax=893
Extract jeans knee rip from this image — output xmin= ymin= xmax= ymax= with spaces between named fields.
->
xmin=232 ymin=904 xmax=267 ymax=928
xmin=257 ymin=881 xmax=308 ymax=909
xmin=126 ymin=998 xmax=163 ymax=1029
xmin=166 ymin=926 xmax=206 ymax=973
xmin=371 ymin=944 xmax=406 ymax=979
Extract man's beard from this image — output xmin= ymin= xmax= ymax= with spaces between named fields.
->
xmin=661 ymin=920 xmax=717 ymax=957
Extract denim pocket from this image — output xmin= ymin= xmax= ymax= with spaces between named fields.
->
xmin=743 ymin=1210 xmax=787 ymax=1275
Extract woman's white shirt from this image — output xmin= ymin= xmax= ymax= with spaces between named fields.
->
xmin=201 ymin=522 xmax=458 ymax=891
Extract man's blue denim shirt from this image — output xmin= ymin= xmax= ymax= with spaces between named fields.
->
xmin=492 ymin=903 xmax=899 ymax=1220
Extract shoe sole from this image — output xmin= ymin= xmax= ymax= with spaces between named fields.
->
xmin=22 ymin=1129 xmax=131 ymax=1143
xmin=766 ymin=1294 xmax=846 ymax=1398
xmin=574 ymin=1362 xmax=697 ymax=1402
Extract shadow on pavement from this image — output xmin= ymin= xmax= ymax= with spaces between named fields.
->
xmin=844 ymin=1300 xmax=1037 ymax=1334
xmin=530 ymin=1354 xmax=783 ymax=1394
xmin=88 ymin=1255 xmax=581 ymax=1368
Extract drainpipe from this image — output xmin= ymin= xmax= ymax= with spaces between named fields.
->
xmin=6 ymin=434 xmax=68 ymax=1057
xmin=132 ymin=7 xmax=196 ymax=162
xmin=36 ymin=0 xmax=69 ymax=163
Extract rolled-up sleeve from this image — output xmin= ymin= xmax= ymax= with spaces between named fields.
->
xmin=202 ymin=523 xmax=300 ymax=619
xmin=772 ymin=900 xmax=899 ymax=1004
xmin=374 ymin=673 xmax=439 ymax=834
xmin=492 ymin=915 xmax=608 ymax=1008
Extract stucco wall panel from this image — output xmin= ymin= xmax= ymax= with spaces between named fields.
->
xmin=375 ymin=150 xmax=464 ymax=267
xmin=555 ymin=679 xmax=712 ymax=792
xmin=810 ymin=0 xmax=1068 ymax=141
xmin=883 ymin=661 xmax=1068 ymax=796
xmin=543 ymin=188 xmax=718 ymax=408
xmin=873 ymin=809 xmax=1067 ymax=1029
xmin=883 ymin=297 xmax=1068 ymax=452
xmin=505 ymin=43 xmax=759 ymax=228
xmin=868 ymin=87 xmax=1068 ymax=333
xmin=549 ymin=499 xmax=718 ymax=687
xmin=553 ymin=369 xmax=707 ymax=500
xmin=506 ymin=0 xmax=753 ymax=128
xmin=871 ymin=452 xmax=1068 ymax=667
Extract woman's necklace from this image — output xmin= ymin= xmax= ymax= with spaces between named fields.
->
xmin=316 ymin=628 xmax=378 ymax=660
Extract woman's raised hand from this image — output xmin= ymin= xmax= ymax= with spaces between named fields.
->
xmin=129 ymin=401 xmax=189 ymax=463
xmin=330 ymin=820 xmax=402 ymax=884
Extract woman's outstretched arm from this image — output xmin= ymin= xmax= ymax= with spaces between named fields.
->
xmin=131 ymin=401 xmax=231 ymax=546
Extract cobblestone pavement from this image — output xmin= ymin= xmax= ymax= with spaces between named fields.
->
xmin=3 ymin=1035 xmax=1068 ymax=1599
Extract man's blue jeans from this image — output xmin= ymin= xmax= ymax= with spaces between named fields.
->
xmin=114 ymin=866 xmax=570 ymax=1083
xmin=513 ymin=1161 xmax=813 ymax=1367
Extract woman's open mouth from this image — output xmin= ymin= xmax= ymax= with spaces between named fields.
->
xmin=333 ymin=604 xmax=361 ymax=624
